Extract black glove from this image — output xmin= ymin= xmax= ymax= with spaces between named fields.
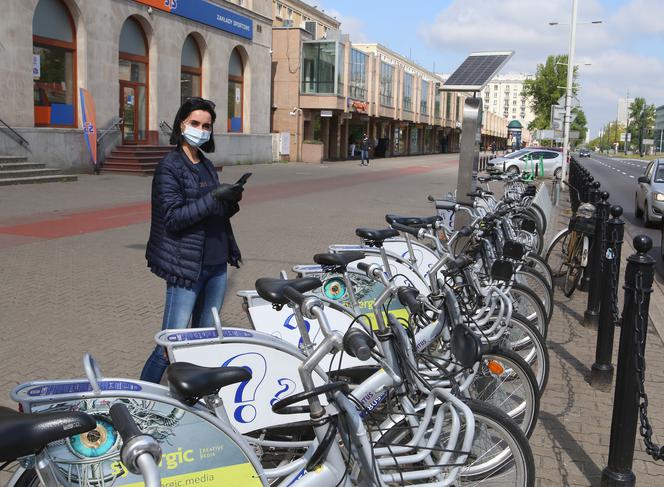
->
xmin=226 ymin=201 xmax=240 ymax=218
xmin=211 ymin=183 xmax=243 ymax=202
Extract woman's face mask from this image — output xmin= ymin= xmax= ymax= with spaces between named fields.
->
xmin=182 ymin=124 xmax=211 ymax=147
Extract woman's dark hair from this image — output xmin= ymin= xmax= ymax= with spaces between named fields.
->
xmin=170 ymin=97 xmax=217 ymax=153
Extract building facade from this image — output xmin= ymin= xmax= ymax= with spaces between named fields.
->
xmin=0 ymin=0 xmax=274 ymax=171
xmin=655 ymin=105 xmax=664 ymax=153
xmin=617 ymin=97 xmax=632 ymax=126
xmin=271 ymin=2 xmax=508 ymax=162
xmin=480 ymin=73 xmax=535 ymax=129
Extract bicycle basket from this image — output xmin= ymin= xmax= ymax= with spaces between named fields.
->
xmin=503 ymin=240 xmax=525 ymax=260
xmin=569 ymin=216 xmax=595 ymax=236
xmin=490 ymin=259 xmax=514 ymax=282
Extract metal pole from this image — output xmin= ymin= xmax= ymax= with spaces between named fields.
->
xmin=601 ymin=235 xmax=655 ymax=487
xmin=584 ymin=190 xmax=610 ymax=324
xmin=455 ymin=97 xmax=482 ymax=228
xmin=591 ymin=205 xmax=624 ymax=389
xmin=561 ymin=0 xmax=578 ymax=187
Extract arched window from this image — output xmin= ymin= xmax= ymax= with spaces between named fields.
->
xmin=228 ymin=48 xmax=244 ymax=133
xmin=118 ymin=17 xmax=149 ymax=144
xmin=181 ymin=35 xmax=202 ymax=105
xmin=32 ymin=0 xmax=77 ymax=127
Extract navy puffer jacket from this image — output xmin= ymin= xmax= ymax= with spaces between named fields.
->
xmin=146 ymin=149 xmax=241 ymax=288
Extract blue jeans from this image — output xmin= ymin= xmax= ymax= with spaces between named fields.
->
xmin=140 ymin=263 xmax=228 ymax=383
xmin=361 ymin=150 xmax=369 ymax=163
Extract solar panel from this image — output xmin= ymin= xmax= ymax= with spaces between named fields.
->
xmin=442 ymin=51 xmax=514 ymax=92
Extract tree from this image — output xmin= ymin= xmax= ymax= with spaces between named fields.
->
xmin=628 ymin=97 xmax=656 ymax=155
xmin=522 ymin=55 xmax=578 ymax=131
xmin=570 ymin=108 xmax=587 ymax=146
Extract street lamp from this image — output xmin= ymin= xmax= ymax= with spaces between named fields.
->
xmin=549 ymin=4 xmax=602 ymax=188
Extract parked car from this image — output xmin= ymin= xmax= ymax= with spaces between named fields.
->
xmin=635 ymin=159 xmax=664 ymax=227
xmin=487 ymin=149 xmax=563 ymax=178
xmin=578 ymin=149 xmax=591 ymax=157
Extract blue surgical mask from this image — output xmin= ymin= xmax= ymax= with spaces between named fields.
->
xmin=182 ymin=125 xmax=211 ymax=147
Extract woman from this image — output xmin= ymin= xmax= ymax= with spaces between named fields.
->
xmin=141 ymin=97 xmax=243 ymax=383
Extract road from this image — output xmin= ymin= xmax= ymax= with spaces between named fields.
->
xmin=573 ymin=152 xmax=664 ymax=277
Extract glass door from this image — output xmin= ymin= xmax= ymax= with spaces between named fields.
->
xmin=120 ymin=82 xmax=137 ymax=144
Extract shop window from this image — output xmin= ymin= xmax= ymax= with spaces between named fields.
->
xmin=403 ymin=73 xmax=413 ymax=112
xmin=228 ymin=48 xmax=244 ymax=133
xmin=301 ymin=41 xmax=343 ymax=95
xmin=420 ymin=80 xmax=429 ymax=114
xmin=181 ymin=35 xmax=202 ymax=105
xmin=32 ymin=0 xmax=77 ymax=127
xmin=380 ymin=62 xmax=393 ymax=107
xmin=349 ymin=49 xmax=367 ymax=100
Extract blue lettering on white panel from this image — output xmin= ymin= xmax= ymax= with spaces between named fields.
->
xmin=26 ymin=381 xmax=142 ymax=397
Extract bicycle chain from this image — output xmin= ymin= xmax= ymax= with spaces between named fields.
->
xmin=633 ymin=270 xmax=664 ymax=460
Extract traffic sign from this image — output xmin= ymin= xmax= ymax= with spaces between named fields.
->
xmin=557 ymin=94 xmax=580 ymax=108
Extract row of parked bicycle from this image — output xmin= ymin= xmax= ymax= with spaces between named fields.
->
xmin=0 ymin=172 xmax=554 ymax=487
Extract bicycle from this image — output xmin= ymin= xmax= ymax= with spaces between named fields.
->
xmin=544 ymin=202 xmax=596 ymax=297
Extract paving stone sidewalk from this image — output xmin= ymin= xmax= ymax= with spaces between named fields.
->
xmin=532 ymin=185 xmax=664 ymax=486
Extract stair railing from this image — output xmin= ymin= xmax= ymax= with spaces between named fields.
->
xmin=159 ymin=120 xmax=173 ymax=137
xmin=0 ymin=118 xmax=30 ymax=151
xmin=95 ymin=117 xmax=123 ymax=173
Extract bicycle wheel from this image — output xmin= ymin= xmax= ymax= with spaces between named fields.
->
xmin=457 ymin=400 xmax=536 ymax=486
xmin=563 ymin=235 xmax=584 ymax=298
xmin=375 ymin=400 xmax=536 ymax=486
xmin=514 ymin=267 xmax=553 ymax=323
xmin=523 ymin=252 xmax=554 ymax=291
xmin=509 ymin=282 xmax=549 ymax=338
xmin=530 ymin=202 xmax=548 ymax=236
xmin=544 ymin=229 xmax=574 ymax=279
xmin=467 ymin=347 xmax=540 ymax=438
xmin=502 ymin=313 xmax=550 ymax=394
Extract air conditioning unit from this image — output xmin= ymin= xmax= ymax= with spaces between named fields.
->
xmin=283 ymin=19 xmax=294 ymax=27
xmin=304 ymin=21 xmax=317 ymax=39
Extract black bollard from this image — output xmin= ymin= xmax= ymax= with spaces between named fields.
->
xmin=591 ymin=205 xmax=625 ymax=389
xmin=601 ymin=235 xmax=656 ymax=487
xmin=584 ymin=191 xmax=610 ymax=326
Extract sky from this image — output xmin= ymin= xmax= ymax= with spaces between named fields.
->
xmin=303 ymin=0 xmax=664 ymax=138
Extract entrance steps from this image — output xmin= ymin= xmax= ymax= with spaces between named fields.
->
xmin=102 ymin=145 xmax=173 ymax=175
xmin=0 ymin=156 xmax=78 ymax=186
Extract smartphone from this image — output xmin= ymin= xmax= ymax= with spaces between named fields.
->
xmin=236 ymin=172 xmax=252 ymax=186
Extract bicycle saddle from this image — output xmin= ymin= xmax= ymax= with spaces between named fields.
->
xmin=255 ymin=277 xmax=322 ymax=305
xmin=355 ymin=228 xmax=399 ymax=242
xmin=314 ymin=251 xmax=365 ymax=270
xmin=385 ymin=214 xmax=440 ymax=227
xmin=0 ymin=407 xmax=96 ymax=462
xmin=166 ymin=363 xmax=251 ymax=405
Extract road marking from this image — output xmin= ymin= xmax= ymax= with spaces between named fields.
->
xmin=630 ymin=175 xmax=635 ymax=178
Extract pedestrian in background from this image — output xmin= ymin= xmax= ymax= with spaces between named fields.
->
xmin=141 ymin=97 xmax=243 ymax=383
xmin=349 ymin=138 xmax=356 ymax=159
xmin=360 ymin=133 xmax=371 ymax=166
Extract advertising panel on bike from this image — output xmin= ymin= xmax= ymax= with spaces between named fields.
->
xmin=18 ymin=397 xmax=262 ymax=486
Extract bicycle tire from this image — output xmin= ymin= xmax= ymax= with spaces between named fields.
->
xmin=523 ymin=252 xmax=554 ymax=291
xmin=509 ymin=282 xmax=549 ymax=338
xmin=514 ymin=267 xmax=553 ymax=323
xmin=468 ymin=347 xmax=540 ymax=438
xmin=529 ymin=202 xmax=548 ymax=236
xmin=502 ymin=312 xmax=550 ymax=394
xmin=458 ymin=399 xmax=536 ymax=486
xmin=374 ymin=400 xmax=536 ymax=486
xmin=544 ymin=228 xmax=573 ymax=279
xmin=563 ymin=235 xmax=584 ymax=298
